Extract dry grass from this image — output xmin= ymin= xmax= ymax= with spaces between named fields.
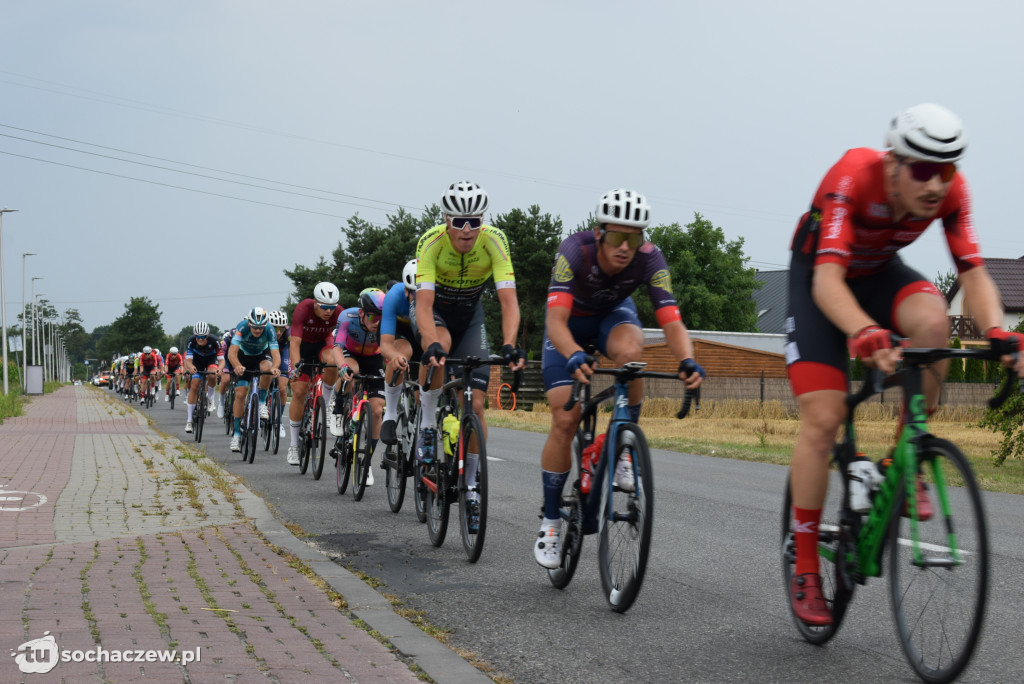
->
xmin=485 ymin=398 xmax=1024 ymax=496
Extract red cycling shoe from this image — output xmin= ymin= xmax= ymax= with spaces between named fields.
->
xmin=901 ymin=476 xmax=933 ymax=522
xmin=790 ymin=573 xmax=832 ymax=626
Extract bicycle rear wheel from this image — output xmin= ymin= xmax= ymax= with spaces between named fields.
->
xmin=598 ymin=424 xmax=653 ymax=613
xmin=549 ymin=429 xmax=585 ymax=589
xmin=458 ymin=413 xmax=488 ymax=562
xmin=352 ymin=406 xmax=374 ymax=501
xmin=889 ymin=437 xmax=988 ymax=684
xmin=312 ymin=397 xmax=327 ymax=480
xmin=780 ymin=463 xmax=855 ymax=645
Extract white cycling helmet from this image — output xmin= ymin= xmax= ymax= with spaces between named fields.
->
xmin=402 ymin=259 xmax=419 ymax=291
xmin=169 ymin=346 xmax=178 ymax=354
xmin=193 ymin=321 xmax=210 ymax=336
xmin=313 ymin=281 xmax=340 ymax=305
xmin=268 ymin=310 xmax=288 ymax=327
xmin=886 ymin=103 xmax=967 ymax=162
xmin=247 ymin=306 xmax=269 ymax=327
xmin=441 ymin=181 xmax=488 ymax=217
xmin=596 ymin=188 xmax=651 ymax=229
xmin=142 ymin=346 xmax=152 ymax=354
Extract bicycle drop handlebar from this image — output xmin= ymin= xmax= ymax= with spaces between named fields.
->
xmin=563 ymin=358 xmax=694 ymax=419
xmin=422 ymin=354 xmax=523 ymax=394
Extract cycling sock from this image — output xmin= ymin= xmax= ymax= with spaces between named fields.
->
xmin=259 ymin=388 xmax=267 ymax=402
xmin=208 ymin=387 xmax=216 ymax=404
xmin=465 ymin=452 xmax=479 ymax=495
xmin=793 ymin=506 xmax=822 ymax=576
xmin=186 ymin=403 xmax=194 ymax=421
xmin=322 ymin=386 xmax=335 ymax=414
xmin=233 ymin=417 xmax=241 ymax=436
xmin=290 ymin=420 xmax=301 ymax=445
xmin=383 ymin=381 xmax=401 ymax=421
xmin=628 ymin=402 xmax=642 ymax=423
xmin=420 ymin=387 xmax=441 ymax=430
xmin=542 ymin=470 xmax=570 ymax=520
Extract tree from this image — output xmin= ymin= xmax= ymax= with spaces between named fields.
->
xmin=486 ymin=205 xmax=565 ymax=357
xmin=978 ymin=318 xmax=1024 ymax=464
xmin=165 ymin=323 xmax=221 ymax=353
xmin=934 ymin=268 xmax=958 ymax=299
xmin=57 ymin=308 xmax=91 ymax=363
xmin=96 ymin=297 xmax=165 ymax=360
xmin=634 ymin=213 xmax=759 ymax=331
xmin=947 ymin=337 xmax=965 ymax=381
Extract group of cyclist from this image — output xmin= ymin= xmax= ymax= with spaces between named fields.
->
xmin=104 ymin=105 xmax=1024 ymax=634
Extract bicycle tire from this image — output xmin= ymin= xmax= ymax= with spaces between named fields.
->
xmin=335 ymin=433 xmax=352 ymax=495
xmin=458 ymin=413 xmax=488 ymax=562
xmin=271 ymin=394 xmax=282 ymax=454
xmin=352 ymin=404 xmax=374 ymax=501
xmin=888 ymin=437 xmax=988 ymax=684
xmin=262 ymin=391 xmax=274 ymax=452
xmin=426 ymin=458 xmax=451 ymax=547
xmin=780 ymin=464 xmax=855 ymax=645
xmin=312 ymin=397 xmax=327 ymax=480
xmin=548 ymin=429 xmax=585 ymax=589
xmin=598 ymin=424 xmax=654 ymax=613
xmin=194 ymin=392 xmax=206 ymax=443
xmin=224 ymin=388 xmax=234 ymax=436
xmin=245 ymin=396 xmax=259 ymax=464
xmin=409 ymin=403 xmax=427 ymax=523
xmin=298 ymin=403 xmax=311 ymax=475
xmin=385 ymin=409 xmax=409 ymax=513
xmin=169 ymin=383 xmax=176 ymax=410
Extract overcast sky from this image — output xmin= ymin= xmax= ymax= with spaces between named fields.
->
xmin=1 ymin=1 xmax=1021 ymax=337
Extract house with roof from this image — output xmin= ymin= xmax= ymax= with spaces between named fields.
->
xmin=946 ymin=257 xmax=1024 ymax=338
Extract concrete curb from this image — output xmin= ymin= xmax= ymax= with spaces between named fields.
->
xmin=233 ymin=486 xmax=493 ymax=683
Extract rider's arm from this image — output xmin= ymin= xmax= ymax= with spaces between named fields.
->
xmin=227 ymin=343 xmax=240 ymax=367
xmin=958 ymin=264 xmax=1004 ymax=333
xmin=379 ymin=333 xmax=399 ymax=364
xmin=496 ymin=287 xmax=521 ymax=349
xmin=545 ymin=303 xmax=583 ymax=359
xmin=415 ymin=287 xmax=440 ymax=349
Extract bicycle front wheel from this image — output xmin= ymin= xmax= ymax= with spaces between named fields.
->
xmin=598 ymin=424 xmax=653 ymax=613
xmin=271 ymin=396 xmax=282 ymax=455
xmin=889 ymin=437 xmax=988 ymax=684
xmin=194 ymin=395 xmax=206 ymax=443
xmin=549 ymin=428 xmax=585 ymax=589
xmin=458 ymin=413 xmax=488 ymax=563
xmin=263 ymin=392 xmax=275 ymax=452
xmin=385 ymin=406 xmax=408 ymax=512
xmin=312 ymin=397 xmax=327 ymax=480
xmin=352 ymin=406 xmax=374 ymax=501
xmin=245 ymin=398 xmax=259 ymax=463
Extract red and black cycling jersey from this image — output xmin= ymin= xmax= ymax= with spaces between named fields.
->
xmin=164 ymin=352 xmax=183 ymax=369
xmin=290 ymin=298 xmax=342 ymax=343
xmin=791 ymin=147 xmax=984 ymax=278
xmin=546 ymin=230 xmax=682 ymax=327
xmin=139 ymin=352 xmax=158 ymax=368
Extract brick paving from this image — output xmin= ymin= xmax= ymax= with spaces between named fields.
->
xmin=0 ymin=387 xmax=427 ymax=683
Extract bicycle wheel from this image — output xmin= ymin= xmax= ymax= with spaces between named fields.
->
xmin=336 ymin=433 xmax=352 ymax=495
xmin=245 ymin=397 xmax=259 ymax=464
xmin=458 ymin=413 xmax=488 ymax=562
xmin=224 ymin=389 xmax=234 ymax=435
xmin=780 ymin=462 xmax=855 ymax=645
xmin=426 ymin=457 xmax=451 ymax=547
xmin=194 ymin=393 xmax=206 ymax=443
xmin=312 ymin=397 xmax=327 ymax=480
xmin=549 ymin=429 xmax=585 ymax=589
xmin=169 ymin=383 xmax=176 ymax=410
xmin=298 ymin=405 xmax=311 ymax=475
xmin=598 ymin=424 xmax=654 ymax=613
xmin=888 ymin=437 xmax=988 ymax=684
xmin=263 ymin=392 xmax=274 ymax=452
xmin=385 ymin=408 xmax=409 ymax=513
xmin=271 ymin=395 xmax=282 ymax=454
xmin=409 ymin=405 xmax=427 ymax=523
xmin=352 ymin=404 xmax=374 ymax=501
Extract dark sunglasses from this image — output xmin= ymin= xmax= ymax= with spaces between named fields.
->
xmin=317 ymin=303 xmax=338 ymax=312
xmin=449 ymin=217 xmax=483 ymax=231
xmin=903 ymin=159 xmax=957 ymax=183
xmin=250 ymin=325 xmax=266 ymax=332
xmin=602 ymin=229 xmax=644 ymax=249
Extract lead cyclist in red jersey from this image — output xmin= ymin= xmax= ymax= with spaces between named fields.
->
xmin=785 ymin=103 xmax=1024 ymax=626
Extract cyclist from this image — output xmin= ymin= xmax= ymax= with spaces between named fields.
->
xmin=269 ymin=310 xmax=291 ymax=438
xmin=216 ymin=328 xmax=237 ymax=420
xmin=137 ymin=346 xmax=159 ymax=402
xmin=121 ymin=353 xmax=136 ymax=399
xmin=785 ymin=103 xmax=1024 ymax=626
xmin=329 ymin=287 xmax=387 ymax=486
xmin=533 ymin=188 xmax=705 ymax=568
xmin=152 ymin=348 xmax=165 ymax=398
xmin=164 ymin=346 xmax=184 ymax=401
xmin=287 ymin=282 xmax=343 ymax=466
xmin=227 ymin=307 xmax=281 ymax=452
xmin=183 ymin=321 xmax=225 ymax=434
xmin=380 ymin=258 xmax=420 ymax=445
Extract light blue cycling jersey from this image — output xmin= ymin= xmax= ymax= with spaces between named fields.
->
xmin=380 ymin=282 xmax=411 ymax=338
xmin=231 ymin=320 xmax=279 ymax=356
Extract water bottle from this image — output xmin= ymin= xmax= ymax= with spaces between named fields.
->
xmin=580 ymin=433 xmax=606 ymax=494
xmin=442 ymin=414 xmax=460 ymax=457
xmin=847 ymin=453 xmax=880 ymax=513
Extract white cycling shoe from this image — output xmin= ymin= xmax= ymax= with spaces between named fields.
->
xmin=259 ymin=403 xmax=269 ymax=420
xmin=534 ymin=522 xmax=561 ymax=569
xmin=229 ymin=435 xmax=241 ymax=452
xmin=329 ymin=412 xmax=345 ymax=437
xmin=286 ymin=445 xmax=300 ymax=465
xmin=614 ymin=455 xmax=635 ymax=492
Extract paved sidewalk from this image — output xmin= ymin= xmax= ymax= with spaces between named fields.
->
xmin=1 ymin=387 xmax=489 ymax=683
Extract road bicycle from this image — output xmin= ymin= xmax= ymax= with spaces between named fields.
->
xmin=419 ymin=355 xmax=521 ymax=563
xmin=191 ymin=370 xmax=217 ymax=444
xmin=222 ymin=378 xmax=236 ymax=436
xmin=236 ymin=370 xmax=276 ymax=464
xmin=381 ymin=367 xmax=421 ymax=513
xmin=332 ymin=372 xmax=378 ymax=501
xmin=781 ymin=342 xmax=1020 ymax=683
xmin=296 ymin=361 xmax=336 ymax=479
xmin=262 ymin=384 xmax=284 ymax=454
xmin=167 ymin=371 xmax=178 ymax=410
xmin=550 ymin=359 xmax=691 ymax=612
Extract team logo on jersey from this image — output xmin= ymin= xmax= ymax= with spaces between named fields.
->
xmin=553 ymin=254 xmax=574 ymax=282
xmin=650 ymin=269 xmax=672 ymax=292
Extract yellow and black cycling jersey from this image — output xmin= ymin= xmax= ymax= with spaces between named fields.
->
xmin=415 ymin=224 xmax=516 ymax=309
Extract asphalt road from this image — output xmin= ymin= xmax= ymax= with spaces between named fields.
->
xmin=138 ymin=388 xmax=1024 ymax=683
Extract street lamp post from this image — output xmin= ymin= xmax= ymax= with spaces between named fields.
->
xmin=0 ymin=207 xmax=19 ymax=395
xmin=21 ymin=252 xmax=35 ymax=392
xmin=31 ymin=282 xmax=42 ymax=364
xmin=34 ymin=292 xmax=44 ymax=371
